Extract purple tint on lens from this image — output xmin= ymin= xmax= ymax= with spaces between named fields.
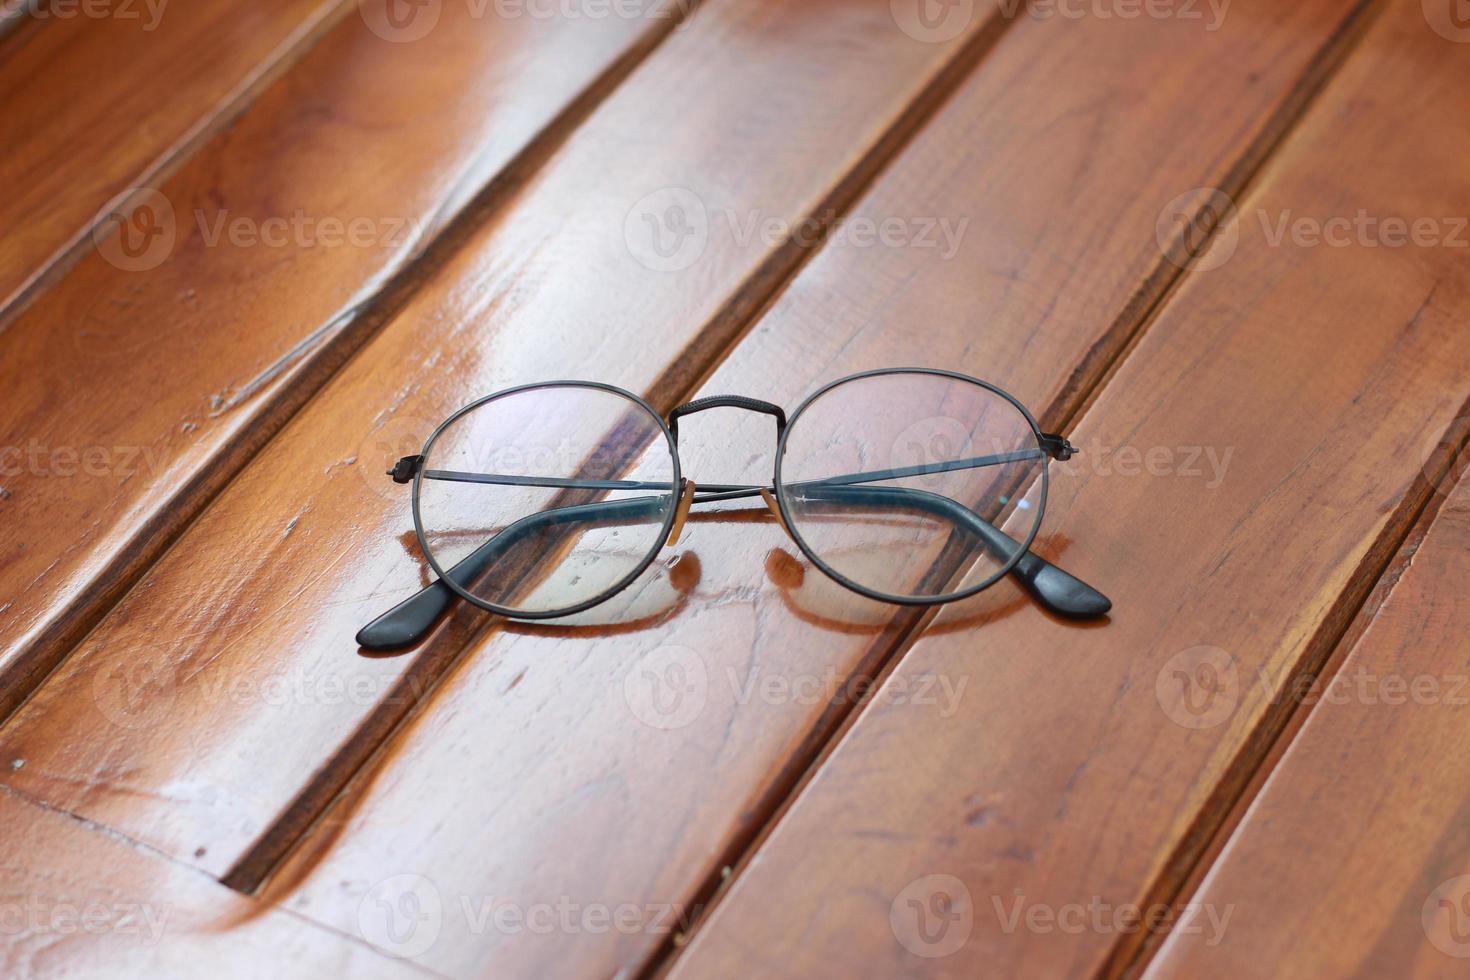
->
xmin=414 ymin=384 xmax=678 ymax=616
xmin=775 ymin=370 xmax=1046 ymax=602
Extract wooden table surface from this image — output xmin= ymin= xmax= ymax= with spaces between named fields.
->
xmin=2 ymin=0 xmax=1468 ymax=976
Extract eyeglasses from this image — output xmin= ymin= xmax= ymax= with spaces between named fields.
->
xmin=357 ymin=368 xmax=1110 ymax=649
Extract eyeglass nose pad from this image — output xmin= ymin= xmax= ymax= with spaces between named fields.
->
xmin=665 ymin=478 xmax=698 ymax=547
xmin=759 ymin=488 xmax=793 ymax=540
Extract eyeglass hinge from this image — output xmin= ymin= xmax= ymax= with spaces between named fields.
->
xmin=388 ymin=455 xmax=424 ymax=484
xmin=1039 ymin=434 xmax=1077 ymax=461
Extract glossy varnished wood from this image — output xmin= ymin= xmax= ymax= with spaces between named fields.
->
xmin=0 ymin=0 xmax=993 ymax=899
xmin=0 ymin=0 xmax=677 ymax=716
xmin=0 ymin=788 xmax=420 ymax=977
xmin=248 ymin=2 xmax=1369 ymax=977
xmin=0 ymin=0 xmax=347 ymax=321
xmin=665 ymin=1 xmax=1470 ymax=977
xmin=1146 ymin=467 xmax=1470 ymax=977
xmin=4 ymin=1 xmax=1457 ymax=976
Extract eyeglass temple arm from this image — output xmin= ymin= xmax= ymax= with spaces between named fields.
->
xmin=796 ymin=484 xmax=1110 ymax=618
xmin=409 ymin=448 xmax=1045 ymax=495
xmin=357 ymin=450 xmax=1107 ymax=650
xmin=356 ymin=495 xmax=668 ymax=650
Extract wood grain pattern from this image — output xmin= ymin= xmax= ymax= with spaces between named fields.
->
xmin=0 ymin=0 xmax=348 ymax=322
xmin=1145 ymin=465 xmax=1470 ymax=978
xmin=0 ymin=787 xmax=423 ymax=977
xmin=0 ymin=0 xmax=680 ymax=718
xmin=663 ymin=1 xmax=1470 ymax=977
xmin=0 ymin=0 xmax=994 ymax=894
xmin=247 ymin=2 xmax=1370 ymax=977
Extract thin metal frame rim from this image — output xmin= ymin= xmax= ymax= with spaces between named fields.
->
xmin=411 ymin=379 xmax=682 ymax=621
xmin=411 ymin=368 xmax=1050 ymax=618
xmin=771 ymin=366 xmax=1050 ymax=606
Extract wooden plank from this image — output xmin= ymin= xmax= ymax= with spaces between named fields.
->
xmin=0 ymin=0 xmax=682 ymax=716
xmin=0 ymin=788 xmax=423 ymax=977
xmin=662 ymin=2 xmax=1470 ymax=977
xmin=1145 ymin=466 xmax=1470 ymax=977
xmin=0 ymin=0 xmax=348 ymax=321
xmin=242 ymin=2 xmax=1371 ymax=978
xmin=0 ymin=0 xmax=998 ymax=896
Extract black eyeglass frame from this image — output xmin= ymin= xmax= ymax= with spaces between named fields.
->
xmin=360 ymin=368 xmax=1107 ymax=649
xmin=408 ymin=379 xmax=683 ymax=622
xmin=771 ymin=367 xmax=1050 ymax=607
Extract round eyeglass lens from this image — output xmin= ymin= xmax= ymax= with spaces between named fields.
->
xmin=776 ymin=371 xmax=1046 ymax=602
xmin=414 ymin=384 xmax=678 ymax=616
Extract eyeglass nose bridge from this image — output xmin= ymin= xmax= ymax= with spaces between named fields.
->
xmin=664 ymin=394 xmax=792 ymax=542
xmin=666 ymin=394 xmax=786 ymax=445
